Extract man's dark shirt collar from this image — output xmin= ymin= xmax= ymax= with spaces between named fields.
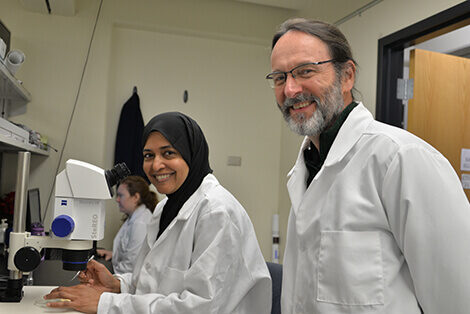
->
xmin=304 ymin=101 xmax=358 ymax=186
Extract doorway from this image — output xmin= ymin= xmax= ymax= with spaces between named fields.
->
xmin=376 ymin=1 xmax=470 ymax=200
xmin=376 ymin=1 xmax=470 ymax=127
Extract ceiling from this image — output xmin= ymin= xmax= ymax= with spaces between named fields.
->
xmin=233 ymin=0 xmax=308 ymax=10
xmin=17 ymin=0 xmax=378 ymax=26
xmin=232 ymin=0 xmax=377 ymax=24
xmin=19 ymin=0 xmax=76 ymax=16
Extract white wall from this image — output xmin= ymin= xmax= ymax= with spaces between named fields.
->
xmin=103 ymin=25 xmax=281 ymax=258
xmin=0 ymin=0 xmax=292 ymax=259
xmin=1 ymin=0 xmax=466 ymax=263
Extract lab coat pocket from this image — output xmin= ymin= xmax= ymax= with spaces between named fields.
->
xmin=158 ymin=266 xmax=186 ymax=296
xmin=317 ymin=231 xmax=384 ymax=306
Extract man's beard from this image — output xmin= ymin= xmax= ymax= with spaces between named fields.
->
xmin=279 ymin=78 xmax=345 ymax=137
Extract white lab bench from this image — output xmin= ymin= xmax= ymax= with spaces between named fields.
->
xmin=0 ymin=286 xmax=79 ymax=313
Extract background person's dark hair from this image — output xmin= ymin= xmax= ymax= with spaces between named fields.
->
xmin=119 ymin=175 xmax=157 ymax=213
xmin=272 ymin=18 xmax=360 ymax=99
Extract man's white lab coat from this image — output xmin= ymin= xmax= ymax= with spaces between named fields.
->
xmin=282 ymin=103 xmax=470 ymax=314
xmin=99 ymin=174 xmax=271 ymax=314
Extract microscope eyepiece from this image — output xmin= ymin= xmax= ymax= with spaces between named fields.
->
xmin=105 ymin=163 xmax=130 ymax=189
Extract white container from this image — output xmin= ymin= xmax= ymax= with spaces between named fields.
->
xmin=0 ymin=219 xmax=8 ymax=244
xmin=0 ymin=38 xmax=6 ymax=60
xmin=5 ymin=49 xmax=25 ymax=75
xmin=272 ymin=214 xmax=280 ymax=263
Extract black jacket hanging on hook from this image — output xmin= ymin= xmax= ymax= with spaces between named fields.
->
xmin=114 ymin=88 xmax=148 ymax=182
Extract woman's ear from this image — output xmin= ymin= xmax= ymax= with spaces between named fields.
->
xmin=133 ymin=192 xmax=141 ymax=206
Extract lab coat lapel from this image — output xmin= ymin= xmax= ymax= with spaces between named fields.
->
xmin=323 ymin=102 xmax=373 ymax=167
xmin=287 ymin=137 xmax=310 ymax=215
xmin=149 ymin=183 xmax=203 ymax=247
xmin=287 ymin=104 xmax=373 ymax=217
xmin=146 ymin=200 xmax=165 ymax=246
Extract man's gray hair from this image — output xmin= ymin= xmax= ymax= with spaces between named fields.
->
xmin=272 ymin=18 xmax=356 ymax=75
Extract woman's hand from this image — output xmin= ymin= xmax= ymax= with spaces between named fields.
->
xmin=96 ymin=249 xmax=113 ymax=261
xmin=78 ymin=259 xmax=121 ymax=293
xmin=43 ymin=284 xmax=102 ymax=313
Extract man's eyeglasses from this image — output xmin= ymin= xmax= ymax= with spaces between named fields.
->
xmin=265 ymin=59 xmax=335 ymax=88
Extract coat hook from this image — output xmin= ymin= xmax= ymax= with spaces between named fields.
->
xmin=133 ymin=86 xmax=137 ymax=94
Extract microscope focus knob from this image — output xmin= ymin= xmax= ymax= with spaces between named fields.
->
xmin=14 ymin=246 xmax=41 ymax=272
xmin=52 ymin=215 xmax=75 ymax=237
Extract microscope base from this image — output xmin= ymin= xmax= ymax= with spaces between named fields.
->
xmin=0 ymin=278 xmax=23 ymax=302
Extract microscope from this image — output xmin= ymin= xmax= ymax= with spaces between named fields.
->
xmin=0 ymin=152 xmax=129 ymax=302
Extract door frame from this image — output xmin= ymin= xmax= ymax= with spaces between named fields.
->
xmin=376 ymin=1 xmax=470 ymax=127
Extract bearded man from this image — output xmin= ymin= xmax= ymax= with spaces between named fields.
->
xmin=267 ymin=18 xmax=470 ymax=314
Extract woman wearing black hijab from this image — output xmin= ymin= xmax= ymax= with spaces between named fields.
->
xmin=45 ymin=112 xmax=272 ymax=314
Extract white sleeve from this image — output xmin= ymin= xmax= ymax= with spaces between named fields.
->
xmin=382 ymin=145 xmax=470 ymax=314
xmin=113 ymin=273 xmax=134 ymax=294
xmin=97 ymin=208 xmax=270 ymax=314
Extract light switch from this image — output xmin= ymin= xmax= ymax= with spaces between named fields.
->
xmin=227 ymin=156 xmax=242 ymax=166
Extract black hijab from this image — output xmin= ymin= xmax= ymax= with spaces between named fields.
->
xmin=142 ymin=112 xmax=213 ymax=238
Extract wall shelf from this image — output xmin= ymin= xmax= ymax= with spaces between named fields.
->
xmin=0 ymin=58 xmax=31 ymax=117
xmin=0 ymin=58 xmax=47 ymax=155
xmin=0 ymin=132 xmax=48 ymax=156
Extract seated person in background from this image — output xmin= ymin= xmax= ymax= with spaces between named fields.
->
xmin=45 ymin=111 xmax=272 ymax=314
xmin=96 ymin=175 xmax=157 ymax=274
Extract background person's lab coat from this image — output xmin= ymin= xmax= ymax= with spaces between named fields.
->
xmin=98 ymin=174 xmax=272 ymax=314
xmin=112 ymin=204 xmax=153 ymax=274
xmin=282 ymin=103 xmax=470 ymax=314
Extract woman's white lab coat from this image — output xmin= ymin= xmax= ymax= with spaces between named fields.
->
xmin=112 ymin=204 xmax=153 ymax=274
xmin=98 ymin=174 xmax=271 ymax=314
xmin=282 ymin=103 xmax=470 ymax=314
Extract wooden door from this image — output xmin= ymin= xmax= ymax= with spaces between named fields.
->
xmin=408 ymin=48 xmax=470 ymax=200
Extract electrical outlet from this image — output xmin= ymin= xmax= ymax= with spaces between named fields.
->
xmin=227 ymin=156 xmax=242 ymax=166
